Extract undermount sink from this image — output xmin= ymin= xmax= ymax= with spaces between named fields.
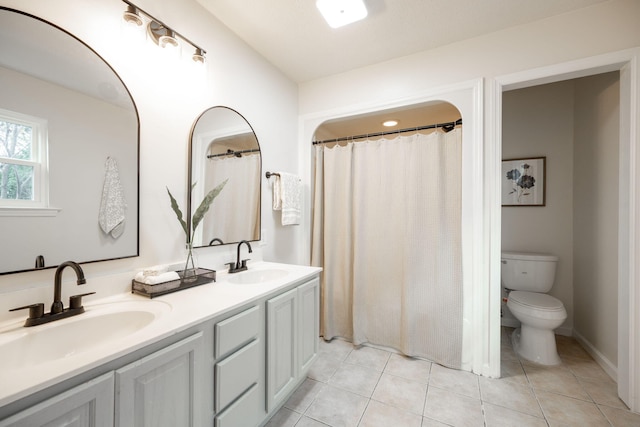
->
xmin=0 ymin=300 xmax=170 ymax=370
xmin=226 ymin=268 xmax=289 ymax=285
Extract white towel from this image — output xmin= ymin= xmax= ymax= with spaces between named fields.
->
xmin=134 ymin=268 xmax=179 ymax=284
xmin=141 ymin=271 xmax=180 ymax=285
xmin=142 ymin=265 xmax=169 ymax=276
xmin=135 ymin=265 xmax=170 ymax=281
xmin=272 ymin=172 xmax=301 ymax=226
xmin=98 ymin=157 xmax=126 ymax=238
xmin=272 ymin=177 xmax=282 ymax=211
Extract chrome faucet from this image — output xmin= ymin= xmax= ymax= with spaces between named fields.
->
xmin=52 ymin=261 xmax=86 ymax=314
xmin=9 ymin=260 xmax=95 ymax=327
xmin=226 ymin=240 xmax=253 ymax=273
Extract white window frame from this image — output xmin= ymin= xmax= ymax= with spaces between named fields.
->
xmin=0 ymin=108 xmax=52 ymax=214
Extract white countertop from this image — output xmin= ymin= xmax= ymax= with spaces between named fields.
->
xmin=0 ymin=261 xmax=321 ymax=408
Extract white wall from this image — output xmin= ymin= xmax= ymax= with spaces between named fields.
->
xmin=0 ymin=0 xmax=300 ymax=319
xmin=573 ymin=72 xmax=620 ymax=366
xmin=501 ymin=80 xmax=576 ymax=335
xmin=300 ymin=1 xmax=640 ymax=115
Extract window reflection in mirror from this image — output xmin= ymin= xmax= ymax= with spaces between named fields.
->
xmin=0 ymin=109 xmax=48 ymax=206
xmin=0 ymin=8 xmax=139 ymax=275
xmin=189 ymin=107 xmax=261 ymax=247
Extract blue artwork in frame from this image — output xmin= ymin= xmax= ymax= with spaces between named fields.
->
xmin=502 ymin=157 xmax=546 ymax=206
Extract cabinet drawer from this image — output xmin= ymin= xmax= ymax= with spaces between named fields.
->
xmin=215 ymin=339 xmax=260 ymax=412
xmin=214 ymin=383 xmax=261 ymax=427
xmin=215 ymin=305 xmax=260 ymax=358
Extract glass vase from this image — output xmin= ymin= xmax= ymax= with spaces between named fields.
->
xmin=182 ymin=242 xmax=198 ymax=282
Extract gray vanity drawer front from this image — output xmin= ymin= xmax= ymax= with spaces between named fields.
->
xmin=215 ymin=305 xmax=260 ymax=359
xmin=214 ymin=383 xmax=261 ymax=427
xmin=215 ymin=339 xmax=260 ymax=412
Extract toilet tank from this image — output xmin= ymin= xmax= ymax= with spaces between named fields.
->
xmin=501 ymin=251 xmax=558 ymax=292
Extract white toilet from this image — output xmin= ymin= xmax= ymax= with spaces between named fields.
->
xmin=501 ymin=251 xmax=567 ymax=365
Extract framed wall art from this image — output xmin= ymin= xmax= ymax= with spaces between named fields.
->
xmin=502 ymin=157 xmax=546 ymax=206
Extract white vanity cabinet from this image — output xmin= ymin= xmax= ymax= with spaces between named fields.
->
xmin=115 ymin=332 xmax=204 ymax=427
xmin=0 ymin=266 xmax=321 ymax=427
xmin=0 ymin=372 xmax=114 ymax=427
xmin=266 ymin=277 xmax=319 ymax=412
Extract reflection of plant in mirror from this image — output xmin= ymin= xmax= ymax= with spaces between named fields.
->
xmin=166 ymin=179 xmax=228 ymax=278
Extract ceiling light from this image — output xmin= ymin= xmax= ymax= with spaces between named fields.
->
xmin=316 ymin=0 xmax=368 ymax=29
xmin=383 ymin=120 xmax=398 ymax=127
xmin=123 ymin=5 xmax=143 ymax=26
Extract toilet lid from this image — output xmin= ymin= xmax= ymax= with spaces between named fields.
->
xmin=509 ymin=291 xmax=564 ymax=311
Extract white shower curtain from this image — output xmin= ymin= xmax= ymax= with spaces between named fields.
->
xmin=311 ymin=129 xmax=463 ymax=368
xmin=204 ymin=153 xmax=260 ymax=243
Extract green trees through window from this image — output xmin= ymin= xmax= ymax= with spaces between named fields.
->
xmin=0 ymin=118 xmax=35 ymax=201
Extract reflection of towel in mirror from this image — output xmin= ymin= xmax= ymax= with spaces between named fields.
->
xmin=98 ymin=157 xmax=127 ymax=238
xmin=272 ymin=172 xmax=301 ymax=226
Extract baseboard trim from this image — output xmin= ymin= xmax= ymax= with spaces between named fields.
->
xmin=572 ymin=329 xmax=617 ymax=382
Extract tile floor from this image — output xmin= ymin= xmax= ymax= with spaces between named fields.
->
xmin=265 ymin=327 xmax=640 ymax=427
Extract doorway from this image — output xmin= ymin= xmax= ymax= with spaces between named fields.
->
xmin=491 ymin=50 xmax=639 ymax=410
xmin=501 ymin=72 xmax=620 ymax=368
xmin=300 ymin=79 xmax=484 ymax=374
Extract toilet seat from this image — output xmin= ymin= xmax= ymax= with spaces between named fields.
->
xmin=507 ymin=291 xmax=566 ymax=320
xmin=508 ymin=291 xmax=564 ymax=310
xmin=502 ymin=252 xmax=558 ymax=262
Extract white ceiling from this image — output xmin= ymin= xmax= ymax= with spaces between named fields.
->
xmin=195 ymin=0 xmax=607 ymax=83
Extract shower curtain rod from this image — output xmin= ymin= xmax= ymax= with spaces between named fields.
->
xmin=312 ymin=118 xmax=462 ymax=145
xmin=206 ymin=148 xmax=260 ymax=159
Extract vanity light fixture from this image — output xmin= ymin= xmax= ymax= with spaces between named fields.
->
xmin=121 ymin=0 xmax=206 ymax=63
xmin=382 ymin=120 xmax=399 ymax=127
xmin=316 ymin=0 xmax=368 ymax=29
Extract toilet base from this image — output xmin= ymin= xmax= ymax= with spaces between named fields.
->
xmin=512 ymin=326 xmax=562 ymax=365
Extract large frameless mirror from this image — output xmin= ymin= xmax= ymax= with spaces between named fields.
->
xmin=188 ymin=106 xmax=261 ymax=247
xmin=0 ymin=8 xmax=139 ymax=275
